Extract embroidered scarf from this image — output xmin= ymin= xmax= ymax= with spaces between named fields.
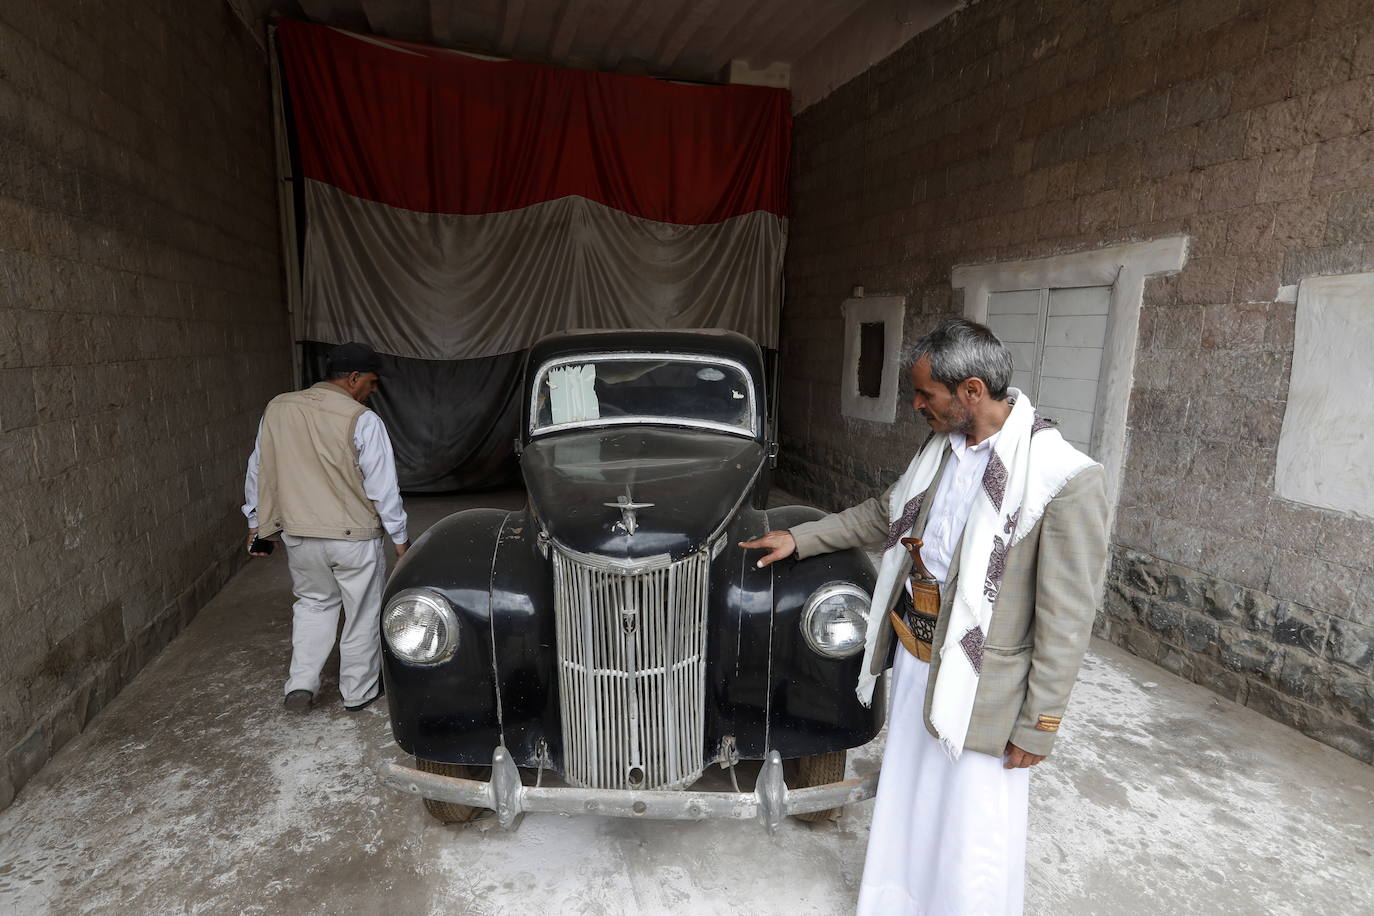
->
xmin=854 ymin=390 xmax=1096 ymax=759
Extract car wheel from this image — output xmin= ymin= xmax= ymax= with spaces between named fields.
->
xmin=784 ymin=750 xmax=846 ymax=823
xmin=415 ymin=757 xmax=487 ymax=824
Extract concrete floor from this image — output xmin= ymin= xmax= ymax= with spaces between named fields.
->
xmin=2 ymin=491 xmax=1372 ymax=915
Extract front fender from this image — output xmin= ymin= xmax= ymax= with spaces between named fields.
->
xmin=765 ymin=505 xmax=882 ymax=758
xmin=382 ymin=508 xmax=510 ymax=764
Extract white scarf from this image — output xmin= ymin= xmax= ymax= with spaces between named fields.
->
xmin=855 ymin=390 xmax=1096 ymax=759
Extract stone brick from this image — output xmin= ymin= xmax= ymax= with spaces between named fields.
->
xmin=1244 ymin=682 xmax=1311 ymax=732
xmin=1200 ymin=302 xmax=1267 ymax=349
xmin=1270 ymin=196 xmax=1329 ymax=250
xmin=1244 ymin=97 xmax=1314 ymax=156
xmin=1278 ymin=652 xmax=1324 ymax=701
xmin=1200 ymin=579 xmax=1245 ymax=622
xmin=1328 ymin=673 xmax=1374 ymax=728
xmin=1306 ymin=77 xmax=1374 ymax=142
xmin=1268 ymin=552 xmax=1361 ymax=617
xmin=1311 ymin=130 xmax=1374 ymax=194
xmin=1179 ymin=257 xmax=1236 ymax=304
xmin=1328 ymin=618 xmax=1374 ymax=673
xmin=1221 ymin=628 xmax=1280 ymax=676
xmin=1183 ymin=613 xmax=1221 ymax=654
xmin=1195 ymin=112 xmax=1251 ymax=168
xmin=1265 ymin=0 xmax=1316 ymax=52
xmin=0 ymin=369 xmax=37 ymax=431
xmin=1273 ymin=604 xmax=1330 ymax=654
xmin=1199 ymin=158 xmax=1261 ymax=212
xmin=1281 ymin=242 xmax=1374 ymax=285
xmin=1290 ymin=30 xmax=1357 ymax=96
xmin=1166 ymin=74 xmax=1233 ymax=129
xmin=1323 ymin=187 xmax=1374 ymax=244
xmin=1232 ymin=51 xmax=1298 ymax=111
xmin=1252 ymin=147 xmax=1317 ymax=204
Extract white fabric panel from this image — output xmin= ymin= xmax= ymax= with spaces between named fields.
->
xmin=1048 ymin=285 xmax=1111 ymax=316
xmin=1276 ymin=272 xmax=1374 ymax=517
xmin=300 ymin=180 xmax=785 ymax=360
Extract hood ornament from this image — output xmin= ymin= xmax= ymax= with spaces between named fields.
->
xmin=605 ymin=492 xmax=654 ymax=536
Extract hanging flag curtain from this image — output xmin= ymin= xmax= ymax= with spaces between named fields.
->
xmin=276 ymin=19 xmax=791 ymax=362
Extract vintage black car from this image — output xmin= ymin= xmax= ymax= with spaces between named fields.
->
xmin=377 ymin=329 xmax=882 ymax=831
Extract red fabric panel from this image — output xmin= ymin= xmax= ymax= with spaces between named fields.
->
xmin=277 ymin=19 xmax=791 ymax=223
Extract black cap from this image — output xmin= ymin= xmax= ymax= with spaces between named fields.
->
xmin=327 ymin=342 xmax=382 ymax=376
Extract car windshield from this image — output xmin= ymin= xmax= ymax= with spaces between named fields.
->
xmin=531 ymin=355 xmax=756 ymax=436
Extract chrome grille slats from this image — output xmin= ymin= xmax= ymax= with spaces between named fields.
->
xmin=553 ymin=548 xmax=710 ymax=791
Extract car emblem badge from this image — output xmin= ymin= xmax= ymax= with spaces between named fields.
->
xmin=605 ymin=493 xmax=654 ymax=536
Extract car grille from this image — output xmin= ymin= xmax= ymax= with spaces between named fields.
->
xmin=552 ymin=548 xmax=710 ymax=790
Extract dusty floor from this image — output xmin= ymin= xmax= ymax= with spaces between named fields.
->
xmin=1 ymin=491 xmax=1372 ymax=915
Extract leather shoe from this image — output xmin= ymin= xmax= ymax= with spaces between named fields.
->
xmin=345 ymin=681 xmax=385 ymax=712
xmin=284 ymin=689 xmax=314 ymax=712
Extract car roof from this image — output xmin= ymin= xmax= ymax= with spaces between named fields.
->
xmin=525 ymin=328 xmax=764 ymax=373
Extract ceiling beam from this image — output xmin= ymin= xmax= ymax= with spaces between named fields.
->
xmin=769 ymin=0 xmax=864 ymax=64
xmin=700 ymin=0 xmax=795 ymax=75
xmin=359 ymin=0 xmax=430 ymax=40
xmin=548 ymin=0 xmax=590 ymax=63
xmin=601 ymin=0 xmax=657 ymax=69
xmin=653 ymin=0 xmax=724 ymax=71
xmin=498 ymin=0 xmax=526 ymax=55
xmin=296 ymin=0 xmax=369 ymax=31
xmin=430 ymin=0 xmax=456 ymax=46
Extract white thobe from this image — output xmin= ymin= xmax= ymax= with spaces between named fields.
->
xmin=858 ymin=430 xmax=1030 ymax=916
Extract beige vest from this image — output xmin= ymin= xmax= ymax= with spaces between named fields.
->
xmin=256 ymin=382 xmax=383 ymax=541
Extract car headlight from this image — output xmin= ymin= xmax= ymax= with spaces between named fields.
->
xmin=800 ymin=582 xmax=871 ymax=658
xmin=383 ymin=589 xmax=459 ymax=665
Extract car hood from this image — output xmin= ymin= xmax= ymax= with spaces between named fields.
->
xmin=522 ymin=427 xmax=765 ymax=563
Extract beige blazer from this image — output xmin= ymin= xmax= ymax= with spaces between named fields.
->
xmin=790 ymin=444 xmax=1108 ymax=758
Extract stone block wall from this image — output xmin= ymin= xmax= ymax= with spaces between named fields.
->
xmin=781 ymin=0 xmax=1374 ymax=760
xmin=0 ymin=0 xmax=289 ymax=809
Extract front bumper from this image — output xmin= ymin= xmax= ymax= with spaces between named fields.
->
xmin=379 ymin=745 xmax=880 ymax=834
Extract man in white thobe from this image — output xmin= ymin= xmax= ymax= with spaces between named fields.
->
xmin=243 ymin=342 xmax=410 ymax=712
xmin=743 ymin=319 xmax=1108 ymax=914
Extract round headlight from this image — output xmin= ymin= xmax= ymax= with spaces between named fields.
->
xmin=383 ymin=589 xmax=459 ymax=665
xmin=800 ymin=582 xmax=871 ymax=658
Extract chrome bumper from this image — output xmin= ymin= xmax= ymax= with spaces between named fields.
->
xmin=379 ymin=745 xmax=880 ymax=834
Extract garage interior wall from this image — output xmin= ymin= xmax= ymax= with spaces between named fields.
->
xmin=0 ymin=0 xmax=289 ymax=809
xmin=778 ymin=0 xmax=1374 ymax=762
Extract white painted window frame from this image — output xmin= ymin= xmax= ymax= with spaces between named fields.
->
xmin=951 ymin=237 xmax=1189 ymax=531
xmin=840 ymin=295 xmax=906 ymax=424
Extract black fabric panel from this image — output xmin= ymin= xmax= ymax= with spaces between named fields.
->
xmin=301 ymin=341 xmax=522 ymax=493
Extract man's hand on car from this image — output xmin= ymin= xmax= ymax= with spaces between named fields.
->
xmin=738 ymin=530 xmax=796 ymax=568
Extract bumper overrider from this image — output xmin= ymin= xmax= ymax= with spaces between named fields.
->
xmin=379 ymin=746 xmax=880 ymax=833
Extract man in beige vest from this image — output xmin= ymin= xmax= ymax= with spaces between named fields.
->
xmin=742 ymin=319 xmax=1107 ymax=914
xmin=243 ymin=342 xmax=410 ymax=713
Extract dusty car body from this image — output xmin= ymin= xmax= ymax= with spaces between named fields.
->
xmin=377 ymin=329 xmax=882 ymax=830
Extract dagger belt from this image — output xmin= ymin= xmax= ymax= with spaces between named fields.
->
xmin=889 ymin=537 xmax=941 ymax=662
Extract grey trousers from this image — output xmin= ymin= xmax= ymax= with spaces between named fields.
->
xmin=280 ymin=534 xmax=385 ymax=706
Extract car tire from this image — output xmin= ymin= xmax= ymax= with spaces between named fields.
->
xmin=784 ymin=750 xmax=846 ymax=823
xmin=415 ymin=757 xmax=487 ymax=824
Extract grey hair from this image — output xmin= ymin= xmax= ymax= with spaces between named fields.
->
xmin=903 ymin=318 xmax=1014 ymax=400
